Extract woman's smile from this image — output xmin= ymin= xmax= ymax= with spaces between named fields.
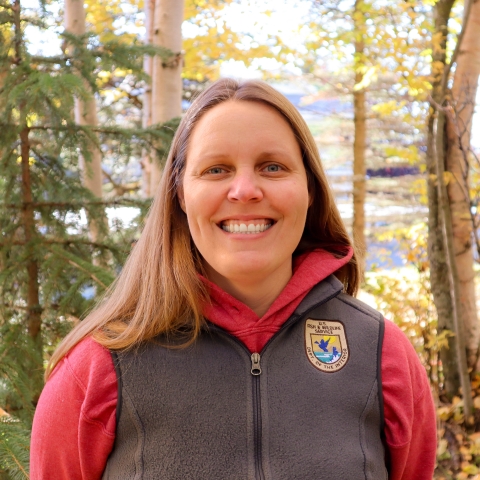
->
xmin=220 ymin=218 xmax=274 ymax=234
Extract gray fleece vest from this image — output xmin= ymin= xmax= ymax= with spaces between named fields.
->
xmin=102 ymin=275 xmax=387 ymax=480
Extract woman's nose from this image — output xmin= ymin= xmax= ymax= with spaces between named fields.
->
xmin=227 ymin=171 xmax=263 ymax=203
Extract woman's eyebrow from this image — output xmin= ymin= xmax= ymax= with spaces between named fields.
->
xmin=194 ymin=149 xmax=292 ymax=161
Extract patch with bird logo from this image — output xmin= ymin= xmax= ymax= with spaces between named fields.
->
xmin=305 ymin=320 xmax=349 ymax=372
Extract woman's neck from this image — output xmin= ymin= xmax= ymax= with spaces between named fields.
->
xmin=205 ymin=262 xmax=293 ymax=317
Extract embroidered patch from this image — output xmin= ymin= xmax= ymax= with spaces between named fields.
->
xmin=305 ymin=320 xmax=349 ymax=372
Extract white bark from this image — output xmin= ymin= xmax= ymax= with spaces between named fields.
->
xmin=150 ymin=0 xmax=184 ymax=193
xmin=141 ymin=0 xmax=155 ymax=198
xmin=64 ymin=0 xmax=104 ymax=240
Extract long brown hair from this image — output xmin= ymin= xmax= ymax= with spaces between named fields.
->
xmin=46 ymin=78 xmax=359 ymax=378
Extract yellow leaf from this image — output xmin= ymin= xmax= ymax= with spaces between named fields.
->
xmin=462 ymin=464 xmax=479 ymax=475
xmin=454 ymin=410 xmax=464 ymax=423
xmin=469 ymin=432 xmax=480 ymax=442
xmin=460 ymin=445 xmax=472 ymax=460
xmin=432 ymin=61 xmax=445 ymax=76
xmin=354 ymin=66 xmax=378 ymax=91
xmin=437 ymin=406 xmax=453 ymax=420
xmin=452 ymin=396 xmax=462 ymax=406
xmin=432 ymin=31 xmax=446 ymax=54
xmin=437 ymin=438 xmax=448 ymax=456
xmin=443 ymin=171 xmax=454 ymax=185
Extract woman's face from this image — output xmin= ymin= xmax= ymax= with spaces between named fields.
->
xmin=180 ymin=100 xmax=310 ymax=287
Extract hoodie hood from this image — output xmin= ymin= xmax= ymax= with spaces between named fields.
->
xmin=201 ymin=247 xmax=353 ymax=353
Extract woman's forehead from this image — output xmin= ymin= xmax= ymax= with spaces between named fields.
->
xmin=186 ymin=101 xmax=299 ymax=159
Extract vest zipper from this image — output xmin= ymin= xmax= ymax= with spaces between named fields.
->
xmin=207 ymin=284 xmax=342 ymax=480
xmin=251 ymin=353 xmax=261 ymax=375
xmin=251 ymin=353 xmax=265 ymax=480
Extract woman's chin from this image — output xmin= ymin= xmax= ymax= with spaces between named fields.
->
xmin=206 ymin=256 xmax=291 ymax=287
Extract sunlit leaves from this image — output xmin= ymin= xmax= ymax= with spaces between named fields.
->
xmin=183 ymin=0 xmax=280 ymax=81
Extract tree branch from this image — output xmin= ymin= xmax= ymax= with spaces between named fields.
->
xmin=440 ymin=0 xmax=474 ymax=94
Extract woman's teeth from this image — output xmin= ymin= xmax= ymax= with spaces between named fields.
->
xmin=221 ymin=223 xmax=272 ymax=234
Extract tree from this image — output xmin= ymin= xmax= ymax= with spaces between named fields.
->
xmin=444 ymin=0 xmax=480 ymax=371
xmin=64 ymin=0 xmax=106 ymax=245
xmin=141 ymin=0 xmax=155 ymax=197
xmin=426 ymin=0 xmax=474 ymax=417
xmin=306 ymin=0 xmax=431 ymax=260
xmin=352 ymin=0 xmax=367 ymax=266
xmin=0 ymin=0 xmax=176 ymax=475
xmin=149 ymin=0 xmax=184 ymax=192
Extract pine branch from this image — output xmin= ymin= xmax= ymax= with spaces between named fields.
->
xmin=0 ymin=418 xmax=30 ymax=480
xmin=102 ymin=78 xmax=143 ymax=109
xmin=102 ymin=168 xmax=140 ymax=195
xmin=0 ymin=238 xmax=125 ymax=250
xmin=30 ymin=54 xmax=74 ymax=65
xmin=46 ymin=245 xmax=115 ymax=289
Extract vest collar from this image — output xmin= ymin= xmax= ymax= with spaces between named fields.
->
xmin=291 ymin=274 xmax=343 ymax=319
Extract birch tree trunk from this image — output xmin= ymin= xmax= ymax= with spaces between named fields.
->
xmin=141 ymin=0 xmax=155 ymax=198
xmin=352 ymin=0 xmax=367 ymax=270
xmin=150 ymin=0 xmax=184 ymax=193
xmin=445 ymin=0 xmax=480 ymax=370
xmin=64 ymin=0 xmax=104 ymax=241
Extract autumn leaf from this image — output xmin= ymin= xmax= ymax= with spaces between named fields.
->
xmin=432 ymin=31 xmax=446 ymax=54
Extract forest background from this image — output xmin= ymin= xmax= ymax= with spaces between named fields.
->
xmin=1 ymin=0 xmax=480 ymax=477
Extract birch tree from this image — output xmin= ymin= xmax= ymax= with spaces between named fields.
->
xmin=150 ymin=0 xmax=184 ymax=192
xmin=64 ymin=0 xmax=105 ymax=242
xmin=142 ymin=0 xmax=155 ymax=197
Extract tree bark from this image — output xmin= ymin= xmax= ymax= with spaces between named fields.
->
xmin=352 ymin=0 xmax=367 ymax=270
xmin=13 ymin=0 xmax=43 ymax=402
xmin=150 ymin=0 xmax=184 ymax=193
xmin=20 ymin=127 xmax=44 ymax=400
xmin=64 ymin=0 xmax=105 ymax=241
xmin=426 ymin=0 xmax=462 ymax=399
xmin=141 ymin=0 xmax=155 ymax=198
xmin=445 ymin=0 xmax=480 ymax=370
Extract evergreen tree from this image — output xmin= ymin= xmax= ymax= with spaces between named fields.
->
xmin=0 ymin=0 xmax=179 ymax=476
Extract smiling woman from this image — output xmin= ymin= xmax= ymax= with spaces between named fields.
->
xmin=30 ymin=79 xmax=436 ymax=480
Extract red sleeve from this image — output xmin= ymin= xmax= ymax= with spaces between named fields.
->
xmin=30 ymin=337 xmax=117 ymax=480
xmin=382 ymin=320 xmax=436 ymax=480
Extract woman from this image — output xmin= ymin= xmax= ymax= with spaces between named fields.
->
xmin=31 ymin=79 xmax=436 ymax=479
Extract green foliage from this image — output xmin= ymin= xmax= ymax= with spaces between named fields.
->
xmin=363 ymin=224 xmax=441 ymax=387
xmin=0 ymin=324 xmax=37 ymax=479
xmin=302 ymin=0 xmax=432 ymax=172
xmin=0 ymin=418 xmax=30 ymax=480
xmin=0 ymin=1 xmax=179 ymax=477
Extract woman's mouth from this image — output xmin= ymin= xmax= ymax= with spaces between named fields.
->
xmin=220 ymin=219 xmax=274 ymax=234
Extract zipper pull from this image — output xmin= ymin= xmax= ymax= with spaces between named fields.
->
xmin=251 ymin=352 xmax=262 ymax=376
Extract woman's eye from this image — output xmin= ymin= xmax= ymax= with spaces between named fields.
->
xmin=205 ymin=167 xmax=225 ymax=175
xmin=264 ymin=164 xmax=281 ymax=173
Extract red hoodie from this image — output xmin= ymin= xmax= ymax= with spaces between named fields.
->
xmin=30 ymin=249 xmax=436 ymax=479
